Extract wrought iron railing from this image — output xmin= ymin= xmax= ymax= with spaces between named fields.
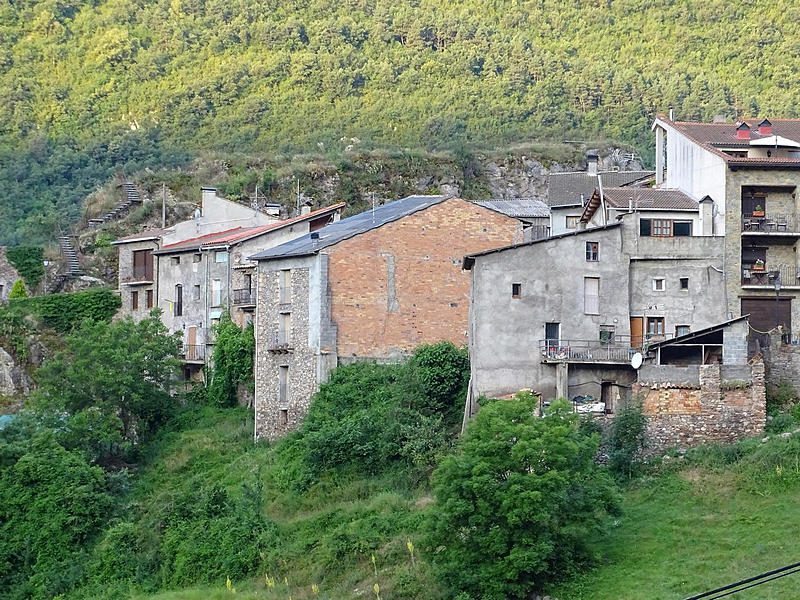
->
xmin=741 ymin=264 xmax=800 ymax=286
xmin=741 ymin=213 xmax=800 ymax=233
xmin=233 ymin=288 xmax=255 ymax=305
xmin=182 ymin=344 xmax=205 ymax=361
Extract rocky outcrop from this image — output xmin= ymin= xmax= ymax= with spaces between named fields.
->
xmin=0 ymin=346 xmax=30 ymax=399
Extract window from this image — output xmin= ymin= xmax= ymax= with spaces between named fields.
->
xmin=244 ymin=273 xmax=252 ymax=292
xmin=599 ymin=324 xmax=615 ymax=343
xmin=653 ymin=219 xmax=672 ymax=237
xmin=279 ymin=270 xmax=291 ymax=303
xmin=545 ymin=322 xmax=560 ymax=345
xmin=584 ymin=277 xmax=600 ymax=314
xmin=565 ymin=215 xmax=581 ymax=229
xmin=680 ymin=277 xmax=689 ymax=290
xmin=174 ymin=285 xmax=183 ymax=316
xmin=146 ymin=289 xmax=153 ymax=309
xmin=279 ymin=313 xmax=291 ymax=345
xmin=676 ymin=325 xmax=690 ymax=337
xmin=639 ymin=219 xmax=651 ymax=236
xmin=673 ymin=221 xmax=692 ymax=236
xmin=193 ymin=284 xmax=201 ymax=301
xmin=279 ymin=409 xmax=288 ymax=426
xmin=647 ymin=317 xmax=665 ymax=336
xmin=131 ymin=291 xmax=138 ymax=310
xmin=512 ymin=283 xmax=522 ymax=298
xmin=193 ymin=253 xmax=202 ymax=263
xmin=170 ymin=256 xmax=180 ymax=266
xmin=653 ymin=278 xmax=665 ymax=291
xmin=279 ymin=366 xmax=289 ymax=407
xmin=132 ymin=249 xmax=153 ymax=280
xmin=212 ymin=279 xmax=222 ymax=306
xmin=215 ymin=250 xmax=228 ymax=263
xmin=585 ymin=242 xmax=599 ymax=262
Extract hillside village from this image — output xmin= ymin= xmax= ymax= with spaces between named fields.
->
xmin=7 ymin=116 xmax=800 ymax=599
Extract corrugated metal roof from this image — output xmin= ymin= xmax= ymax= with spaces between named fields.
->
xmin=250 ymin=195 xmax=449 ymax=261
xmin=603 ymin=187 xmax=698 ymax=210
xmin=476 ymin=198 xmax=550 ymax=218
xmin=547 ymin=171 xmax=653 ymax=207
xmin=111 ymin=227 xmax=174 ymax=245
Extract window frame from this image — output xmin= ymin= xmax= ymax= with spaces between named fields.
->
xmin=585 ymin=241 xmax=599 ymax=262
xmin=511 ymin=282 xmax=522 ymax=298
xmin=679 ymin=277 xmax=689 ymax=290
xmin=652 ymin=277 xmax=665 ymax=292
xmin=583 ymin=276 xmax=600 ymax=315
xmin=565 ymin=215 xmax=581 ymax=229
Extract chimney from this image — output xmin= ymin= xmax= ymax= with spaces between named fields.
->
xmin=301 ymin=203 xmax=312 ymax=216
xmin=758 ymin=118 xmax=772 ymax=136
xmin=699 ymin=196 xmax=714 ymax=236
xmin=264 ymin=203 xmax=281 ymax=217
xmin=736 ymin=122 xmax=751 ymax=140
xmin=628 ymin=196 xmax=634 ymax=213
xmin=586 ymin=152 xmax=599 ymax=176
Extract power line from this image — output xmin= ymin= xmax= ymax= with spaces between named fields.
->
xmin=683 ymin=560 xmax=800 ymax=600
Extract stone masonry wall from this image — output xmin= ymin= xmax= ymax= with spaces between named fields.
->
xmin=326 ymin=198 xmax=521 ymax=361
xmin=254 ymin=265 xmax=318 ymax=440
xmin=0 ymin=247 xmax=21 ymax=302
xmin=765 ymin=338 xmax=800 ymax=390
xmin=634 ymin=361 xmax=765 ymax=452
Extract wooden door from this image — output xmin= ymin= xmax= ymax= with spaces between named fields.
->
xmin=187 ymin=326 xmax=197 ymax=360
xmin=630 ymin=317 xmax=643 ymax=349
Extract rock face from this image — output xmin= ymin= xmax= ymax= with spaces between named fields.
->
xmin=0 ymin=346 xmax=30 ymax=398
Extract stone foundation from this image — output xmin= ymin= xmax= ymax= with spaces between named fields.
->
xmin=633 ymin=361 xmax=765 ymax=452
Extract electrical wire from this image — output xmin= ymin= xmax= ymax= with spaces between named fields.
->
xmin=683 ymin=560 xmax=800 ymax=600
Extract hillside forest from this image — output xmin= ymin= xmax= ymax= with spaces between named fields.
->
xmin=3 ymin=0 xmax=800 ymax=244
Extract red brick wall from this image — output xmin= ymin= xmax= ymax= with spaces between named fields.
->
xmin=326 ymin=198 xmax=520 ymax=359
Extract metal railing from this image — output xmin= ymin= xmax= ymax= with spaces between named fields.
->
xmin=182 ymin=344 xmax=205 ymax=361
xmin=539 ymin=339 xmax=638 ymax=363
xmin=742 ymin=264 xmax=800 ymax=286
xmin=233 ymin=288 xmax=255 ymax=305
xmin=267 ymin=335 xmax=293 ymax=351
xmin=741 ymin=213 xmax=800 ymax=233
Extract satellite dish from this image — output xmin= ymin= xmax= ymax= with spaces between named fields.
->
xmin=630 ymin=352 xmax=643 ymax=369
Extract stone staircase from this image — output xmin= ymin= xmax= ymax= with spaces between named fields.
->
xmin=88 ymin=181 xmax=143 ymax=227
xmin=48 ymin=234 xmax=83 ymax=294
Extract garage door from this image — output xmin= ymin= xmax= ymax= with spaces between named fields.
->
xmin=741 ymin=298 xmax=791 ymax=334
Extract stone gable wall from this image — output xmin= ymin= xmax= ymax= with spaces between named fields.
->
xmin=634 ymin=361 xmax=765 ymax=452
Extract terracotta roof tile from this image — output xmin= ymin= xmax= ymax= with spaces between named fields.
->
xmin=547 ymin=171 xmax=653 ymax=207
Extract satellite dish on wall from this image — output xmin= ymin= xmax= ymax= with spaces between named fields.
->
xmin=630 ymin=352 xmax=643 ymax=369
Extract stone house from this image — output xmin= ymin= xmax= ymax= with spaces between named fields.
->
xmin=652 ymin=116 xmax=800 ymax=351
xmin=250 ymin=195 xmax=524 ymax=440
xmin=0 ymin=247 xmax=21 ymax=303
xmin=475 ymin=199 xmax=551 ymax=241
xmin=547 ymin=153 xmax=653 ymax=236
xmin=463 ymin=214 xmax=727 ymax=414
xmin=112 ymin=187 xmax=343 ymax=376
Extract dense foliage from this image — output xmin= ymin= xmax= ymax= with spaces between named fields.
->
xmin=426 ymin=394 xmax=620 ymax=600
xmin=5 ymin=246 xmax=44 ymax=290
xmin=207 ymin=314 xmax=255 ymax=407
xmin=2 ymin=0 xmax=799 ymax=243
xmin=34 ymin=312 xmax=181 ymax=463
xmin=607 ymin=400 xmax=648 ymax=479
xmin=280 ymin=342 xmax=469 ymax=488
xmin=8 ymin=278 xmax=27 ymax=299
xmin=9 ymin=288 xmax=121 ymax=332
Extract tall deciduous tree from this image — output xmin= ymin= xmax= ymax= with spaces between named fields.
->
xmin=426 ymin=394 xmax=620 ymax=600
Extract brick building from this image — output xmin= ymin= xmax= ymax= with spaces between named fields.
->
xmin=250 ymin=195 xmax=523 ymax=440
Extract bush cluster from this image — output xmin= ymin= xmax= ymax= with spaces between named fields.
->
xmin=207 ymin=314 xmax=255 ymax=407
xmin=5 ymin=246 xmax=44 ymax=291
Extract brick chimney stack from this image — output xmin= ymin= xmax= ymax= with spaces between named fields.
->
xmin=758 ymin=118 xmax=772 ymax=136
xmin=736 ymin=122 xmax=751 ymax=140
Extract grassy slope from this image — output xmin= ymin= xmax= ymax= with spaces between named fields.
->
xmin=115 ymin=406 xmax=440 ymax=600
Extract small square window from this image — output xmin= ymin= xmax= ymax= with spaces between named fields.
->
xmin=170 ymin=256 xmax=180 ymax=266
xmin=676 ymin=325 xmax=690 ymax=337
xmin=512 ymin=283 xmax=522 ymax=298
xmin=680 ymin=277 xmax=689 ymax=290
xmin=193 ymin=253 xmax=202 ymax=263
xmin=215 ymin=251 xmax=229 ymax=263
xmin=653 ymin=278 xmax=665 ymax=291
xmin=566 ymin=216 xmax=581 ymax=229
xmin=586 ymin=242 xmax=599 ymax=262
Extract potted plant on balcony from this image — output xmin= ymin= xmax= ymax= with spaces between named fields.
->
xmin=753 ymin=258 xmax=766 ymax=271
xmin=752 ymin=204 xmax=765 ymax=217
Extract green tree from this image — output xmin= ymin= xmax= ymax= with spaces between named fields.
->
xmin=207 ymin=314 xmax=255 ymax=407
xmin=34 ymin=311 xmax=181 ymax=462
xmin=0 ymin=432 xmax=114 ymax=599
xmin=607 ymin=400 xmax=648 ymax=479
xmin=426 ymin=394 xmax=620 ymax=600
xmin=8 ymin=278 xmax=27 ymax=299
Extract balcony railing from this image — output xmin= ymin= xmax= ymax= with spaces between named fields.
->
xmin=122 ymin=273 xmax=154 ymax=285
xmin=540 ymin=339 xmax=638 ymax=363
xmin=267 ymin=335 xmax=293 ymax=352
xmin=233 ymin=288 xmax=255 ymax=306
xmin=742 ymin=213 xmax=800 ymax=233
xmin=181 ymin=344 xmax=205 ymax=362
xmin=742 ymin=264 xmax=800 ymax=286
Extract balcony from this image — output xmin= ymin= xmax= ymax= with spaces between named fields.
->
xmin=233 ymin=288 xmax=256 ymax=307
xmin=267 ymin=334 xmax=293 ymax=353
xmin=741 ymin=213 xmax=800 ymax=242
xmin=181 ymin=344 xmax=205 ymax=363
xmin=122 ymin=273 xmax=154 ymax=286
xmin=540 ymin=339 xmax=639 ymax=364
xmin=742 ymin=264 xmax=800 ymax=288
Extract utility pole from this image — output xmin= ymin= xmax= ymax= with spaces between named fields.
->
xmin=296 ymin=177 xmax=301 ymax=215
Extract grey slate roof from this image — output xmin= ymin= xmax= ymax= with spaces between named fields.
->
xmin=476 ymin=199 xmax=550 ymax=219
xmin=602 ymin=187 xmax=698 ymax=210
xmin=250 ymin=195 xmax=448 ymax=261
xmin=547 ymin=170 xmax=654 ymax=207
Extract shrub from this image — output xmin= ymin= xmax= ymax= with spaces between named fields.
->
xmin=9 ymin=278 xmax=27 ymax=299
xmin=766 ymin=381 xmax=798 ymax=415
xmin=207 ymin=314 xmax=255 ymax=407
xmin=6 ymin=245 xmax=44 ymax=290
xmin=425 ymin=394 xmax=620 ymax=600
xmin=607 ymin=400 xmax=647 ymax=479
xmin=398 ymin=342 xmax=469 ymax=421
